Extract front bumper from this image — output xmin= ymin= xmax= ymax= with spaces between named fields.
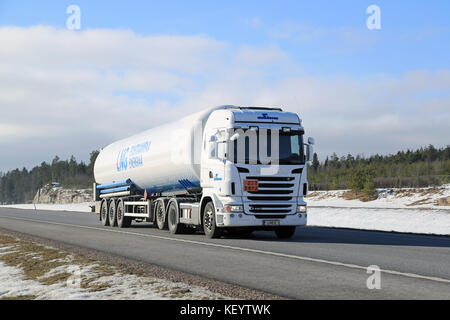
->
xmin=215 ymin=211 xmax=307 ymax=227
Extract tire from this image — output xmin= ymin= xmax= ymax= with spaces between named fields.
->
xmin=167 ymin=201 xmax=184 ymax=234
xmin=155 ymin=200 xmax=167 ymax=230
xmin=100 ymin=199 xmax=110 ymax=226
xmin=275 ymin=226 xmax=296 ymax=239
xmin=203 ymin=202 xmax=222 ymax=239
xmin=116 ymin=199 xmax=132 ymax=228
xmin=108 ymin=199 xmax=117 ymax=227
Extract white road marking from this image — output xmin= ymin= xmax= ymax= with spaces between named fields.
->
xmin=1 ymin=215 xmax=450 ymax=284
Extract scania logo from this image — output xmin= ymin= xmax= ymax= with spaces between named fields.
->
xmin=257 ymin=113 xmax=279 ymax=120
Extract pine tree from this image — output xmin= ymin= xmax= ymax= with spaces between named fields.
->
xmin=312 ymin=153 xmax=319 ymax=172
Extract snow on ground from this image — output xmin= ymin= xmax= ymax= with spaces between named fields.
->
xmin=306 ymin=185 xmax=450 ymax=209
xmin=307 ymin=207 xmax=450 ymax=235
xmin=306 ymin=185 xmax=450 ymax=236
xmin=0 ymin=234 xmax=230 ymax=300
xmin=0 ymin=202 xmax=93 ymax=212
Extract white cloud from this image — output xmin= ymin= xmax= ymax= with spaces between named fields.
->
xmin=0 ymin=26 xmax=448 ymax=171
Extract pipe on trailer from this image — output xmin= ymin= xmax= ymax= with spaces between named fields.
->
xmin=99 ymin=186 xmax=131 ymax=195
xmin=99 ymin=191 xmax=131 ymax=199
xmin=96 ymin=179 xmax=132 ymax=190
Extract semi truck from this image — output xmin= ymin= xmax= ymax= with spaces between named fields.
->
xmin=93 ymin=105 xmax=315 ymax=239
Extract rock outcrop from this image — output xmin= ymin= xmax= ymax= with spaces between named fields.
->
xmin=33 ymin=184 xmax=92 ymax=204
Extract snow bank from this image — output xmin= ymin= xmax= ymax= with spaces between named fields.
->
xmin=306 ymin=185 xmax=450 ymax=235
xmin=306 ymin=185 xmax=450 ymax=209
xmin=307 ymin=207 xmax=450 ymax=236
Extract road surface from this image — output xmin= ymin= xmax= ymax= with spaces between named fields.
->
xmin=0 ymin=207 xmax=449 ymax=299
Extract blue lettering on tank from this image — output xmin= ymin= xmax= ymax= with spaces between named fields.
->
xmin=116 ymin=141 xmax=151 ymax=172
xmin=116 ymin=147 xmax=129 ymax=172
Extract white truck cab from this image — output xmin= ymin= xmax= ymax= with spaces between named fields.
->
xmin=199 ymin=107 xmax=314 ymax=237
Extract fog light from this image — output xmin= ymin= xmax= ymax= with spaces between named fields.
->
xmin=297 ymin=205 xmax=307 ymax=213
xmin=298 ymin=213 xmax=303 ymax=218
xmin=230 ymin=214 xmax=235 ymax=218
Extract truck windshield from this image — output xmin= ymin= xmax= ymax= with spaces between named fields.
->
xmin=230 ymin=129 xmax=305 ymax=165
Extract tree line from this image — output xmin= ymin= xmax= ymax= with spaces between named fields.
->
xmin=0 ymin=145 xmax=449 ymax=204
xmin=309 ymin=145 xmax=450 ymax=192
xmin=0 ymin=151 xmax=99 ymax=204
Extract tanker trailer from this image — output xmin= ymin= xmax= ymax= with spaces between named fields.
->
xmin=93 ymin=105 xmax=315 ymax=239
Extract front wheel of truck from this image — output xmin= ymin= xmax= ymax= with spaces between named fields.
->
xmin=203 ymin=202 xmax=222 ymax=239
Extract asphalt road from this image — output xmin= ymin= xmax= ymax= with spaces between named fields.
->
xmin=0 ymin=207 xmax=449 ymax=299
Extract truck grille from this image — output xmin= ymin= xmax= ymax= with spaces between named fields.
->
xmin=242 ymin=176 xmax=297 ymax=215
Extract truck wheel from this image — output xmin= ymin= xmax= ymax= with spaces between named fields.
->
xmin=275 ymin=226 xmax=296 ymax=239
xmin=100 ymin=199 xmax=110 ymax=226
xmin=116 ymin=199 xmax=131 ymax=228
xmin=167 ymin=201 xmax=184 ymax=234
xmin=108 ymin=199 xmax=117 ymax=227
xmin=155 ymin=200 xmax=167 ymax=230
xmin=203 ymin=202 xmax=222 ymax=239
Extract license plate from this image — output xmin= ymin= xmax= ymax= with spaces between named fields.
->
xmin=263 ymin=220 xmax=280 ymax=226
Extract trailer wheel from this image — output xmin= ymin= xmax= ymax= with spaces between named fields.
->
xmin=275 ymin=226 xmax=296 ymax=239
xmin=203 ymin=202 xmax=222 ymax=239
xmin=116 ymin=199 xmax=131 ymax=228
xmin=167 ymin=201 xmax=184 ymax=234
xmin=155 ymin=200 xmax=167 ymax=230
xmin=100 ymin=199 xmax=109 ymax=226
xmin=108 ymin=199 xmax=117 ymax=227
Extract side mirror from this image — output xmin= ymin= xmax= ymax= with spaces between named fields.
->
xmin=209 ymin=135 xmax=217 ymax=142
xmin=308 ymin=137 xmax=315 ymax=145
xmin=306 ymin=145 xmax=313 ymax=162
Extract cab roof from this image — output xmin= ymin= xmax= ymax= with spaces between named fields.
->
xmin=219 ymin=105 xmax=301 ymax=125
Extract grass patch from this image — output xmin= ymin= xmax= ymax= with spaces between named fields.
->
xmin=342 ymin=191 xmax=378 ymax=202
xmin=0 ymin=235 xmax=70 ymax=283
xmin=406 ymin=198 xmax=433 ymax=206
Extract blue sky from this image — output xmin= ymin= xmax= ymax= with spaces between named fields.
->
xmin=0 ymin=1 xmax=449 ymax=171
xmin=1 ymin=0 xmax=449 ymax=76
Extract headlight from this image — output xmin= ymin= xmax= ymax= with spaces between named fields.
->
xmin=297 ymin=205 xmax=307 ymax=213
xmin=225 ymin=205 xmax=243 ymax=213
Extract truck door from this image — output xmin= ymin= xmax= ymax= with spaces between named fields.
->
xmin=201 ymin=129 xmax=226 ymax=193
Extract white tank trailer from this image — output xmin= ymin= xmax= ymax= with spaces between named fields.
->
xmin=93 ymin=105 xmax=315 ymax=239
